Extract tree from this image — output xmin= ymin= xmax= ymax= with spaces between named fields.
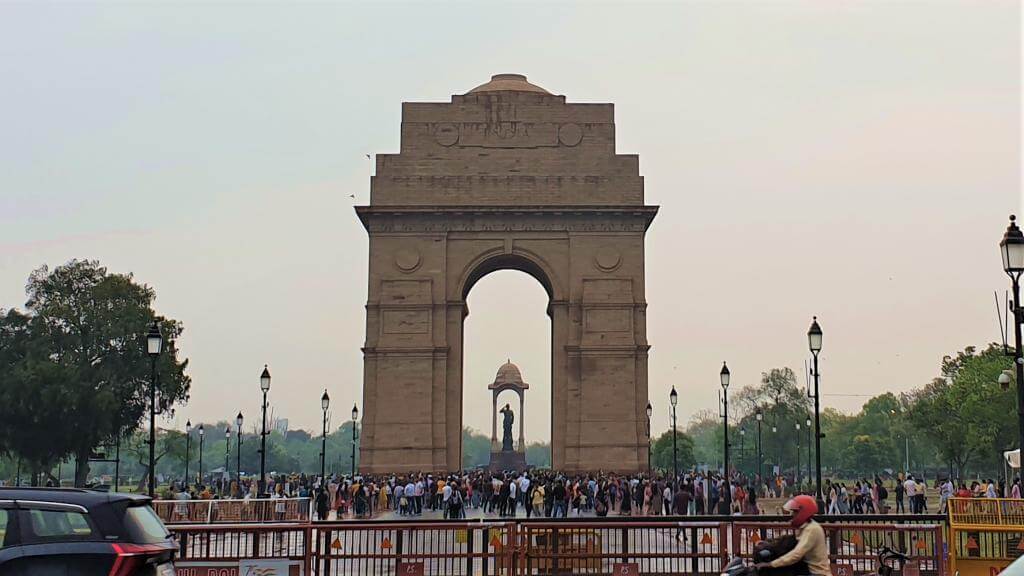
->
xmin=651 ymin=429 xmax=696 ymax=472
xmin=907 ymin=344 xmax=1014 ymax=476
xmin=0 ymin=260 xmax=190 ymax=486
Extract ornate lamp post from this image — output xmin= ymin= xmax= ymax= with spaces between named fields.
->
xmin=646 ymin=401 xmax=653 ymax=475
xmin=197 ymin=424 xmax=204 ymax=485
xmin=755 ymin=409 xmax=763 ymax=484
xmin=350 ymin=404 xmax=359 ymax=477
xmin=224 ymin=426 xmax=231 ymax=495
xmin=795 ymin=421 xmax=801 ymax=488
xmin=670 ymin=386 xmax=679 ymax=481
xmin=739 ymin=428 xmax=746 ymax=471
xmin=184 ymin=420 xmax=192 ymax=489
xmin=720 ymin=362 xmax=731 ymax=513
xmin=235 ymin=412 xmax=243 ymax=488
xmin=321 ymin=390 xmax=330 ymax=482
xmin=259 ymin=365 xmax=271 ymax=496
xmin=808 ymin=316 xmax=824 ymax=506
xmin=145 ymin=321 xmax=163 ymax=498
xmin=805 ymin=416 xmax=812 ymax=490
xmin=1000 ymin=215 xmax=1024 ymax=456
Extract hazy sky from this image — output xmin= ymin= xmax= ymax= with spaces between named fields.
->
xmin=1 ymin=2 xmax=1020 ymax=443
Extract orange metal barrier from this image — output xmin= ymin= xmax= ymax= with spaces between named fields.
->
xmin=169 ymin=518 xmax=950 ymax=576
xmin=154 ymin=497 xmax=311 ymax=524
xmin=947 ymin=498 xmax=1024 ymax=576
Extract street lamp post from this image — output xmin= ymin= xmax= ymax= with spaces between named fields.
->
xmin=808 ymin=316 xmax=824 ymax=506
xmin=805 ymin=416 xmax=812 ymax=490
xmin=720 ymin=362 xmax=731 ymax=514
xmin=184 ymin=420 xmax=192 ymax=489
xmin=1000 ymin=215 xmax=1024 ymax=457
xmin=646 ymin=402 xmax=653 ymax=475
xmin=756 ymin=410 xmax=763 ymax=485
xmin=795 ymin=422 xmax=801 ymax=488
xmin=224 ymin=426 xmax=231 ymax=495
xmin=350 ymin=404 xmax=359 ymax=477
xmin=259 ymin=365 xmax=271 ymax=497
xmin=321 ymin=390 xmax=330 ymax=482
xmin=198 ymin=424 xmax=204 ymax=485
xmin=739 ymin=428 xmax=746 ymax=471
xmin=145 ymin=322 xmax=163 ymax=498
xmin=236 ymin=412 xmax=243 ymax=490
xmin=670 ymin=386 xmax=679 ymax=482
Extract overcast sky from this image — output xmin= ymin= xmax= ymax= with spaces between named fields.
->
xmin=1 ymin=1 xmax=1019 ymax=442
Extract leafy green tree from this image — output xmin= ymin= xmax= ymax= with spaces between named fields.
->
xmin=651 ymin=429 xmax=695 ymax=473
xmin=907 ymin=344 xmax=1014 ymax=476
xmin=462 ymin=428 xmax=491 ymax=468
xmin=526 ymin=442 xmax=551 ymax=468
xmin=0 ymin=260 xmax=190 ymax=486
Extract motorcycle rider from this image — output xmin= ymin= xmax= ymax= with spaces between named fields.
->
xmin=756 ymin=495 xmax=830 ymax=576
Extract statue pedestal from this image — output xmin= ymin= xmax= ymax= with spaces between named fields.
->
xmin=488 ymin=450 xmax=528 ymax=472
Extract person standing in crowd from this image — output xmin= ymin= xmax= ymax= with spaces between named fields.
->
xmin=895 ymin=474 xmax=906 ymax=513
xmin=903 ymin=475 xmax=917 ymax=514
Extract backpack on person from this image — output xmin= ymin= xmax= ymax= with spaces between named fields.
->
xmin=878 ymin=485 xmax=888 ymax=500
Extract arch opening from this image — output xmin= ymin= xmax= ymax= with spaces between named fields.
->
xmin=461 ymin=269 xmax=552 ymax=469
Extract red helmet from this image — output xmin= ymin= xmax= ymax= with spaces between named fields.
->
xmin=783 ymin=494 xmax=818 ymax=527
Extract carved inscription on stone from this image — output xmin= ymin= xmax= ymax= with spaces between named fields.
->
xmin=458 ymin=122 xmax=558 ymax=148
xmin=382 ymin=309 xmax=430 ymax=334
xmin=380 ymin=279 xmax=431 ymax=304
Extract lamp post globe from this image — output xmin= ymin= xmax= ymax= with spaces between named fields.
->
xmin=1000 ymin=215 xmax=1024 ymax=466
xmin=145 ymin=321 xmax=162 ymax=498
xmin=224 ymin=426 xmax=231 ymax=494
xmin=755 ymin=409 xmax=763 ymax=484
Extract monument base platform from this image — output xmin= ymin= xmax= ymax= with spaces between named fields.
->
xmin=488 ymin=450 xmax=528 ymax=472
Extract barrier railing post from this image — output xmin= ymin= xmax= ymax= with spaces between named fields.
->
xmin=622 ymin=526 xmax=630 ymax=564
xmin=690 ymin=526 xmax=698 ymax=574
xmin=466 ymin=525 xmax=474 ymax=576
xmin=482 ymin=526 xmax=490 ymax=576
xmin=302 ymin=525 xmax=312 ymax=576
xmin=320 ymin=527 xmax=331 ymax=576
xmin=552 ymin=526 xmax=560 ymax=576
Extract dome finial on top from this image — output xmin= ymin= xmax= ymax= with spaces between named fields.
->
xmin=467 ymin=74 xmax=550 ymax=95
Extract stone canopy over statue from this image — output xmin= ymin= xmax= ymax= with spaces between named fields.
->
xmin=488 ymin=361 xmax=529 ymax=471
xmin=500 ymin=403 xmax=515 ymax=451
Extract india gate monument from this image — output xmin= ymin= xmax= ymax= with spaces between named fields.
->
xmin=356 ymin=74 xmax=658 ymax=473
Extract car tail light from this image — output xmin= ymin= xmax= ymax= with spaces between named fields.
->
xmin=108 ymin=543 xmax=168 ymax=576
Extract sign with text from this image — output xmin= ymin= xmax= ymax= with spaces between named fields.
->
xmin=396 ymin=562 xmax=425 ymax=576
xmin=831 ymin=564 xmax=854 ymax=576
xmin=239 ymin=559 xmax=292 ymax=576
xmin=612 ymin=563 xmax=640 ymax=576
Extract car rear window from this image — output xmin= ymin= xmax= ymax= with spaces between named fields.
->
xmin=28 ymin=508 xmax=93 ymax=539
xmin=123 ymin=505 xmax=170 ymax=544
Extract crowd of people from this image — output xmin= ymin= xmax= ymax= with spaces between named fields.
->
xmin=158 ymin=468 xmax=1024 ymax=520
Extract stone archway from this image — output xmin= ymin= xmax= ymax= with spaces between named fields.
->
xmin=356 ymin=74 xmax=657 ymax=473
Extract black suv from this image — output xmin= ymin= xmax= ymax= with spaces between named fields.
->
xmin=0 ymin=487 xmax=176 ymax=575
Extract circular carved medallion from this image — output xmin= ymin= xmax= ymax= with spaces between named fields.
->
xmin=435 ymin=123 xmax=459 ymax=146
xmin=394 ymin=249 xmax=421 ymax=273
xmin=558 ymin=123 xmax=583 ymax=147
xmin=594 ymin=245 xmax=621 ymax=272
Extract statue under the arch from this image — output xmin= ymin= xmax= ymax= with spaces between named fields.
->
xmin=488 ymin=361 xmax=529 ymax=471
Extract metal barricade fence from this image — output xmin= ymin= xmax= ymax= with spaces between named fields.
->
xmin=166 ymin=515 xmax=952 ymax=576
xmin=154 ymin=497 xmax=311 ymax=524
xmin=310 ymin=521 xmax=512 ymax=576
xmin=517 ymin=520 xmax=727 ymax=576
xmin=947 ymin=497 xmax=1024 ymax=576
xmin=173 ymin=523 xmax=313 ymax=575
